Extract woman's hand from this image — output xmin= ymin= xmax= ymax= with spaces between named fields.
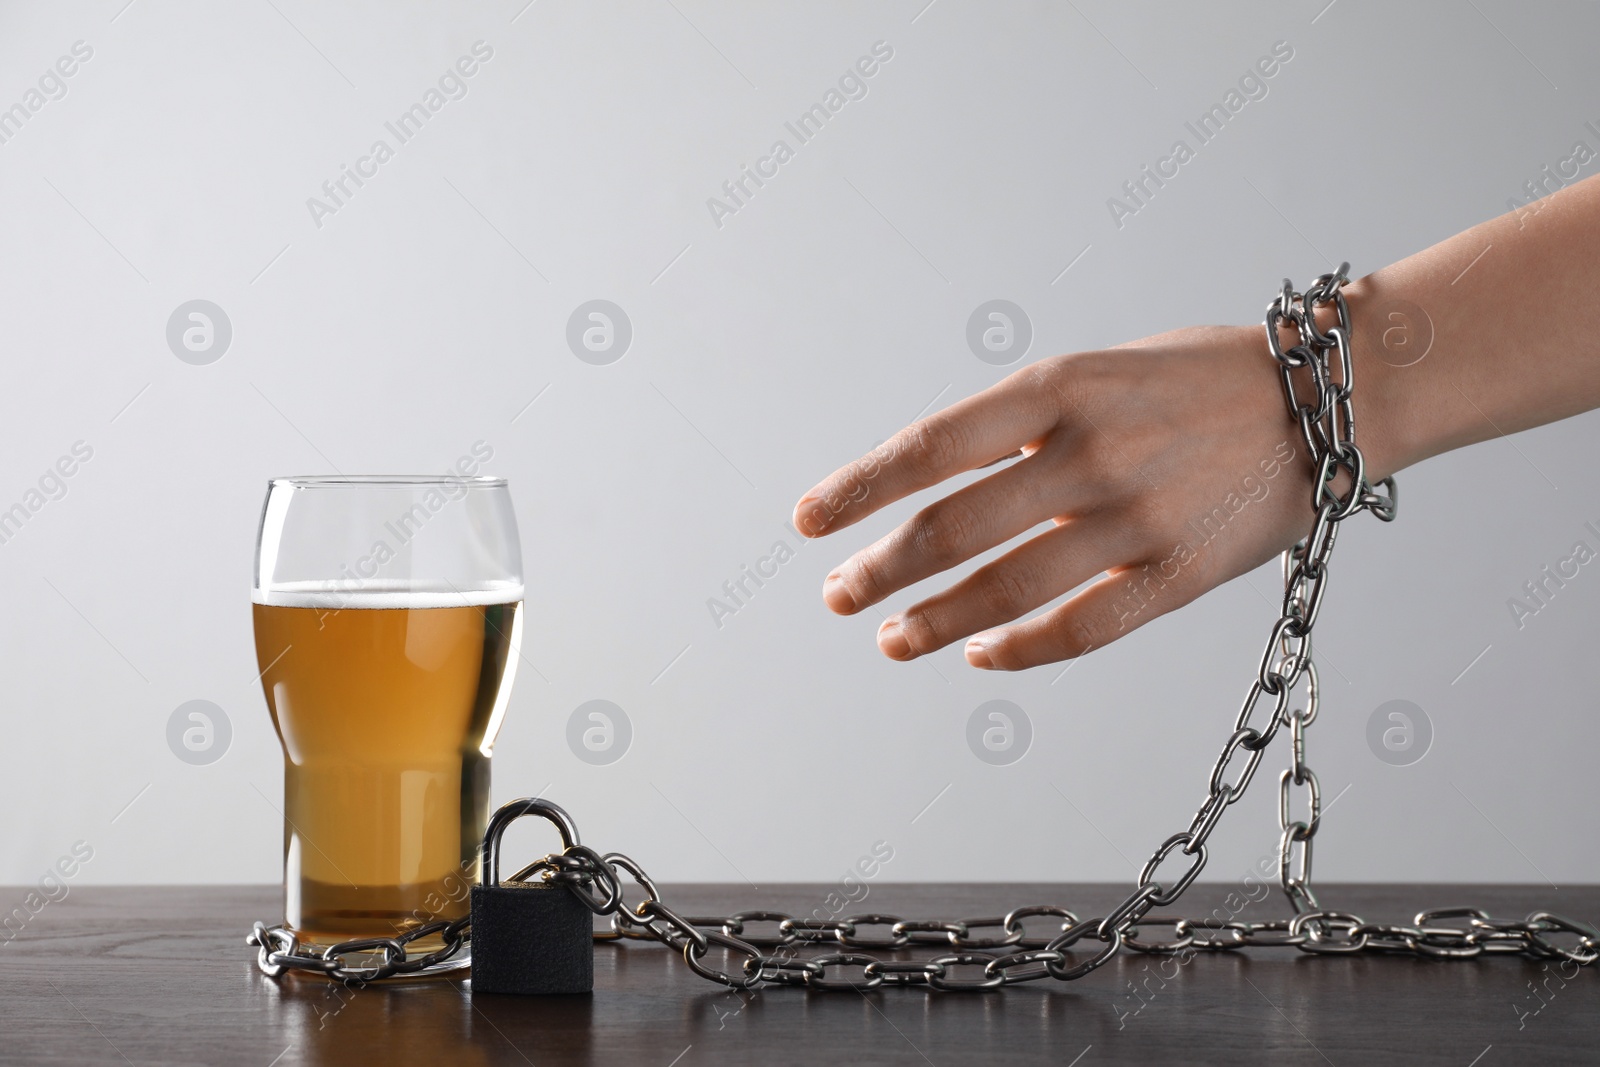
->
xmin=791 ymin=324 xmax=1340 ymax=670
xmin=794 ymin=173 xmax=1600 ymax=671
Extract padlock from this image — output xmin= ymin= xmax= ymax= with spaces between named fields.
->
xmin=469 ymin=797 xmax=595 ymax=995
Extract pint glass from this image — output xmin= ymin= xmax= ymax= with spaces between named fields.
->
xmin=252 ymin=475 xmax=523 ymax=954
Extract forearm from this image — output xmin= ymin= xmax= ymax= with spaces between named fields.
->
xmin=1348 ymin=171 xmax=1600 ymax=481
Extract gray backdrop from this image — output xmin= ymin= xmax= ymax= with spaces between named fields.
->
xmin=2 ymin=0 xmax=1597 ymax=892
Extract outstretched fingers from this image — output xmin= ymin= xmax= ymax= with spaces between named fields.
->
xmin=821 ymin=449 xmax=1093 ymax=616
xmin=792 ymin=367 xmax=1061 ymax=539
xmin=871 ymin=515 xmax=1128 ymax=660
xmin=961 ymin=560 xmax=1212 ymax=670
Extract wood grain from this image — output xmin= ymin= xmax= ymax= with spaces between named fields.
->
xmin=1 ymin=884 xmax=1595 ymax=1065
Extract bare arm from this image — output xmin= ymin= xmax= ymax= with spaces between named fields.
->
xmin=1347 ymin=171 xmax=1600 ymax=478
xmin=793 ymin=173 xmax=1600 ymax=670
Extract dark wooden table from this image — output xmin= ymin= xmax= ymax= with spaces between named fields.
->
xmin=2 ymin=884 xmax=1595 ymax=1065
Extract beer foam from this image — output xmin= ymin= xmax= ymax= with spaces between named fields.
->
xmin=253 ymin=579 xmax=524 ymax=609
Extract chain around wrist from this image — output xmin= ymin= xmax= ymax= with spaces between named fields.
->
xmin=1264 ymin=262 xmax=1398 ymax=525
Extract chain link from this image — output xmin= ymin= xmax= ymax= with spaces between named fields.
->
xmin=248 ymin=264 xmax=1596 ymax=990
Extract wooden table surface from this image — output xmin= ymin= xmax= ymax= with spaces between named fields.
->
xmin=2 ymin=883 xmax=1596 ymax=1066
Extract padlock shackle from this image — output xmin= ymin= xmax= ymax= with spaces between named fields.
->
xmin=481 ymin=797 xmax=582 ymax=887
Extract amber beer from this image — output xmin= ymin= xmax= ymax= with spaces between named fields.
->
xmin=253 ymin=590 xmax=521 ymax=948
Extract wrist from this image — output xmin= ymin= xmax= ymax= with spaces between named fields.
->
xmin=1313 ymin=274 xmax=1427 ymax=482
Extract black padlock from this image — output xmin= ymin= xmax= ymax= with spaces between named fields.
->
xmin=470 ymin=797 xmax=594 ymax=995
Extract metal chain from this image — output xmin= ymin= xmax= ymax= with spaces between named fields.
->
xmin=248 ymin=264 xmax=1599 ymax=989
xmin=249 ymin=916 xmax=471 ymax=983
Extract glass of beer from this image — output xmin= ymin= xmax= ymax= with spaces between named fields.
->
xmin=252 ymin=475 xmax=523 ymax=963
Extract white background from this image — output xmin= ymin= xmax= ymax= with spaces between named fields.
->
xmin=2 ymin=0 xmax=1597 ymax=891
